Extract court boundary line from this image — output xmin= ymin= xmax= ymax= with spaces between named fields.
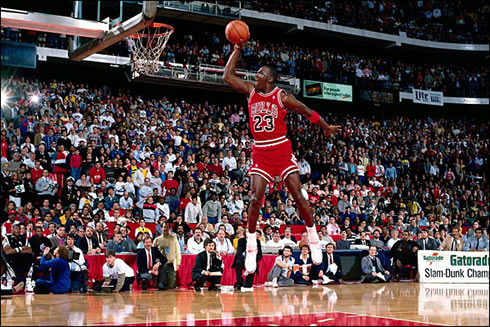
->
xmin=92 ymin=311 xmax=444 ymax=326
xmin=335 ymin=310 xmax=449 ymax=326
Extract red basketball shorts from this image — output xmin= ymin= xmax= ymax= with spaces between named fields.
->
xmin=249 ymin=137 xmax=299 ymax=183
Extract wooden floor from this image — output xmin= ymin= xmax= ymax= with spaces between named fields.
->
xmin=1 ymin=283 xmax=488 ymax=326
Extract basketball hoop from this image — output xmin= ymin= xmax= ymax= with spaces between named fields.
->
xmin=127 ymin=22 xmax=174 ymax=75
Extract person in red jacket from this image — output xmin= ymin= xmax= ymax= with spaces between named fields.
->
xmin=162 ymin=171 xmax=178 ymax=195
xmin=69 ymin=148 xmax=82 ymax=181
xmin=89 ymin=162 xmax=106 ymax=186
xmin=30 ymin=161 xmax=44 ymax=184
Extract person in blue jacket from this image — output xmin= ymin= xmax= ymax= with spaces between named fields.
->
xmin=35 ymin=246 xmax=71 ymax=294
xmin=292 ymin=243 xmax=325 ymax=285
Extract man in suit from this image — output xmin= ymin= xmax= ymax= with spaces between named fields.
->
xmin=191 ymin=239 xmax=223 ymax=292
xmin=76 ymin=226 xmax=101 ymax=254
xmin=360 ymin=246 xmax=392 ymax=283
xmin=354 ymin=231 xmax=371 ymax=246
xmin=440 ymin=227 xmax=464 ymax=251
xmin=106 ymin=232 xmax=134 ymax=253
xmin=464 ymin=228 xmax=488 ymax=251
xmin=389 ymin=230 xmax=419 ymax=281
xmin=136 ymin=236 xmax=168 ymax=290
xmin=416 ymin=229 xmax=438 ymax=251
xmin=322 ymin=243 xmax=343 ymax=283
xmin=232 ymin=230 xmax=263 ymax=291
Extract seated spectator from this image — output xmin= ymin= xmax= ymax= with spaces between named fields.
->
xmin=136 ymin=236 xmax=168 ymax=290
xmin=322 ymin=243 xmax=343 ymax=284
xmin=292 ymin=243 xmax=324 ymax=285
xmin=29 ymin=226 xmax=52 ymax=257
xmin=464 ymin=228 xmax=488 ymax=251
xmin=187 ymin=228 xmax=205 ymax=254
xmin=386 ymin=229 xmax=400 ymax=249
xmin=66 ymin=233 xmax=87 ymax=293
xmin=360 ymin=246 xmax=392 ymax=283
xmin=120 ymin=225 xmax=137 ymax=252
xmin=233 ymin=226 xmax=246 ymax=250
xmin=389 ymin=231 xmax=419 ymax=281
xmin=440 ymin=227 xmax=464 ymax=251
xmin=406 ymin=219 xmax=421 ymax=236
xmin=153 ymin=222 xmax=181 ymax=289
xmin=106 ymin=231 xmax=134 ymax=253
xmin=265 ymin=231 xmax=286 ymax=248
xmin=191 ymin=238 xmax=223 ymax=292
xmin=35 ymin=245 xmax=71 ymax=294
xmin=265 ymin=245 xmax=295 ymax=288
xmin=354 ymin=231 xmax=371 ymax=247
xmin=213 ymin=229 xmax=235 ymax=255
xmin=417 ymin=229 xmax=439 ymax=251
xmin=76 ymin=226 xmax=102 ymax=254
xmin=199 ymin=216 xmax=215 ymax=238
xmin=281 ymin=226 xmax=297 ymax=245
xmin=172 ymin=215 xmax=191 ymax=236
xmin=335 ymin=230 xmax=351 ymax=250
xmin=326 ymin=217 xmax=340 ymax=235
xmin=232 ymin=230 xmax=262 ymax=291
xmin=2 ymin=224 xmax=35 ymax=292
xmin=370 ymin=230 xmax=385 ymax=249
xmin=214 ymin=216 xmax=234 ymax=238
xmin=48 ymin=225 xmax=67 ymax=248
xmin=102 ymin=249 xmax=135 ymax=293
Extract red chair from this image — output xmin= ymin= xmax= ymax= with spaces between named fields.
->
xmin=398 ymin=265 xmax=416 ymax=281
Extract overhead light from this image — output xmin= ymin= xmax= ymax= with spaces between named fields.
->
xmin=1 ymin=90 xmax=10 ymax=107
xmin=30 ymin=94 xmax=39 ymax=104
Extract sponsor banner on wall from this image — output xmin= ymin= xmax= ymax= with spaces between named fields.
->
xmin=412 ymin=88 xmax=444 ymax=106
xmin=303 ymin=80 xmax=353 ymax=102
xmin=418 ymin=250 xmax=489 ymax=283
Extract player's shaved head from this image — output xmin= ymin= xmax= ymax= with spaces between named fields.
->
xmin=262 ymin=65 xmax=279 ymax=82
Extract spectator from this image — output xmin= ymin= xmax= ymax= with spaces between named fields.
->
xmin=389 ymin=231 xmax=419 ymax=281
xmin=136 ymin=236 xmax=168 ymax=290
xmin=417 ymin=229 xmax=439 ymax=251
xmin=76 ymin=226 xmax=102 ymax=254
xmin=265 ymin=244 xmax=295 ymax=288
xmin=202 ymin=192 xmax=221 ymax=224
xmin=187 ymin=228 xmax=205 ymax=254
xmin=292 ymin=243 xmax=325 ymax=285
xmin=153 ymin=222 xmax=181 ymax=289
xmin=213 ymin=229 xmax=235 ymax=255
xmin=354 ymin=231 xmax=371 ymax=247
xmin=184 ymin=195 xmax=203 ymax=224
xmin=191 ymin=238 xmax=223 ymax=292
xmin=232 ymin=230 xmax=263 ymax=291
xmin=102 ymin=249 xmax=135 ymax=293
xmin=464 ymin=228 xmax=488 ymax=251
xmin=105 ymin=231 xmax=134 ymax=253
xmin=321 ymin=243 xmax=343 ymax=284
xmin=360 ymin=246 xmax=392 ymax=283
xmin=440 ymin=227 xmax=464 ymax=251
xmin=134 ymin=218 xmax=153 ymax=239
xmin=335 ymin=230 xmax=351 ymax=250
xmin=66 ymin=233 xmax=87 ymax=293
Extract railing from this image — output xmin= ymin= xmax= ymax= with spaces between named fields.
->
xmin=156 ymin=1 xmax=241 ymax=19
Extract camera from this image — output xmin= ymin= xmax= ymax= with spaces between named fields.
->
xmin=68 ymin=249 xmax=80 ymax=261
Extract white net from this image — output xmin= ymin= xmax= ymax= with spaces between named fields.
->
xmin=127 ymin=23 xmax=174 ymax=75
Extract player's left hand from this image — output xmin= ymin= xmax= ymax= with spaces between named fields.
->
xmin=325 ymin=125 xmax=341 ymax=136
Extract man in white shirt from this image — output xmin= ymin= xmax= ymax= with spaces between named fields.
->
xmin=214 ymin=216 xmax=234 ymax=238
xmin=66 ymin=234 xmax=87 ymax=292
xmin=184 ymin=196 xmax=203 ymax=224
xmin=222 ymin=150 xmax=237 ymax=172
xmin=265 ymin=231 xmax=285 ymax=248
xmin=187 ymin=228 xmax=205 ymax=254
xmin=102 ymin=249 xmax=135 ymax=293
xmin=213 ymin=230 xmax=235 ymax=255
xmin=386 ymin=230 xmax=400 ymax=249
xmin=119 ymin=192 xmax=133 ymax=210
xmin=264 ymin=245 xmax=295 ymax=287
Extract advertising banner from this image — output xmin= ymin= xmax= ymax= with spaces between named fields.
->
xmin=418 ymin=250 xmax=489 ymax=283
xmin=303 ymin=80 xmax=353 ymax=102
xmin=412 ymin=88 xmax=444 ymax=106
xmin=1 ymin=40 xmax=37 ymax=69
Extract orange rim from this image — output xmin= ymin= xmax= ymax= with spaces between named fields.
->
xmin=128 ymin=22 xmax=174 ymax=39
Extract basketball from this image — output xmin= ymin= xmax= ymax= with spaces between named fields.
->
xmin=225 ymin=20 xmax=250 ymax=44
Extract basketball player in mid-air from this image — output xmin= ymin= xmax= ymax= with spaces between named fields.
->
xmin=224 ymin=44 xmax=341 ymax=274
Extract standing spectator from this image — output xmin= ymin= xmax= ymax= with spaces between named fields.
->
xmin=89 ymin=162 xmax=105 ymax=187
xmin=232 ymin=230 xmax=262 ymax=291
xmin=202 ymin=192 xmax=221 ymax=224
xmin=298 ymin=157 xmax=311 ymax=182
xmin=184 ymin=196 xmax=203 ymax=223
xmin=152 ymin=222 xmax=181 ymax=289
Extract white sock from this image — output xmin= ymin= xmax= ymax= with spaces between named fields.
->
xmin=272 ymin=277 xmax=278 ymax=284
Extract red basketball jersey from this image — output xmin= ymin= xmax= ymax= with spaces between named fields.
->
xmin=248 ymin=87 xmax=288 ymax=145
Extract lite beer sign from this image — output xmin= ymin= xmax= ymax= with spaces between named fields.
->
xmin=412 ymin=89 xmax=444 ymax=106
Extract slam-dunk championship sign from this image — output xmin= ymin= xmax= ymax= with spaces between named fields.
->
xmin=418 ymin=250 xmax=489 ymax=283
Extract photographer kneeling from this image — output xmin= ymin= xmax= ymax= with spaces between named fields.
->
xmin=102 ymin=250 xmax=135 ymax=293
xmin=191 ymin=239 xmax=224 ymax=291
xmin=35 ymin=246 xmax=71 ymax=294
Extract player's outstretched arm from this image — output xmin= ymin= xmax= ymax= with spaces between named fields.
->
xmin=281 ymin=92 xmax=341 ymax=137
xmin=224 ymin=44 xmax=254 ymax=96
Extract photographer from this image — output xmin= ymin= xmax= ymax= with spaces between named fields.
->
xmin=191 ymin=239 xmax=224 ymax=291
xmin=66 ymin=234 xmax=87 ymax=292
xmin=35 ymin=246 xmax=71 ymax=294
xmin=102 ymin=250 xmax=135 ymax=293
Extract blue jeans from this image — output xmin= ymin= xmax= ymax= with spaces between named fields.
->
xmin=208 ymin=216 xmax=218 ymax=224
xmin=71 ymin=168 xmax=81 ymax=181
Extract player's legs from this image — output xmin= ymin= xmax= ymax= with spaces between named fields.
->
xmin=245 ymin=174 xmax=268 ymax=273
xmin=284 ymin=172 xmax=322 ymax=264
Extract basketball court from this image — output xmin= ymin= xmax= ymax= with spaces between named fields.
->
xmin=1 ymin=283 xmax=488 ymax=326
xmin=1 ymin=2 xmax=489 ymax=326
